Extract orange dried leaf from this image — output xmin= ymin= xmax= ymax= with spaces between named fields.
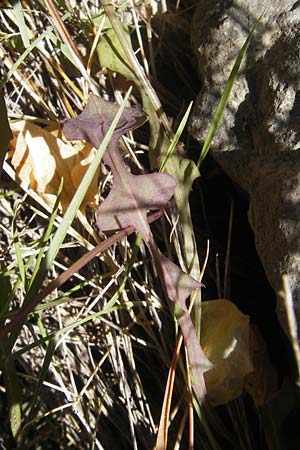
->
xmin=9 ymin=120 xmax=99 ymax=211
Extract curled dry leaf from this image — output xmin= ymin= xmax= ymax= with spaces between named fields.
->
xmin=201 ymin=299 xmax=253 ymax=405
xmin=8 ymin=120 xmax=99 ymax=211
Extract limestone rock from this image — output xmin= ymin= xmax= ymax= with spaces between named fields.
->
xmin=189 ymin=0 xmax=300 ymax=332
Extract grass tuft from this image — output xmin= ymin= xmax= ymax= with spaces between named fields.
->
xmin=0 ymin=2 xmax=288 ymax=450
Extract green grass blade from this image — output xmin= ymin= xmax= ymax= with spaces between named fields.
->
xmin=0 ymin=262 xmax=12 ymax=322
xmin=49 ymin=31 xmax=79 ymax=68
xmin=12 ymin=0 xmax=30 ymax=49
xmin=2 ymin=354 xmax=22 ymax=442
xmin=12 ymin=203 xmax=27 ymax=290
xmin=197 ymin=13 xmax=264 ymax=168
xmin=27 ymin=337 xmax=58 ymax=420
xmin=28 ymin=179 xmax=63 ymax=290
xmin=159 ymin=101 xmax=193 ymax=173
xmin=0 ymin=29 xmax=52 ymax=91
xmin=0 ymin=10 xmax=74 ymax=91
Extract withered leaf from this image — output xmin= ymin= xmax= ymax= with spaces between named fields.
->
xmin=9 ymin=120 xmax=99 ymax=211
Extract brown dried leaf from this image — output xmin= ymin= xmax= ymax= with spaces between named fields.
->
xmin=244 ymin=325 xmax=279 ymax=406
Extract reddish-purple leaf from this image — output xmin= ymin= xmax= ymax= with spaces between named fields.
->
xmin=96 ymin=171 xmax=176 ymax=241
xmin=64 ymin=95 xmax=176 ymax=242
xmin=149 ymin=239 xmax=213 ymax=376
xmin=63 ymin=94 xmax=146 ymax=149
xmin=62 ymin=94 xmax=212 ymax=405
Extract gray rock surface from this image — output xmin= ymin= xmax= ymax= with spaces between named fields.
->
xmin=189 ymin=0 xmax=300 ymax=332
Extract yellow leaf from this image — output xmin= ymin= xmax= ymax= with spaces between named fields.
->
xmin=201 ymin=299 xmax=253 ymax=405
xmin=9 ymin=120 xmax=99 ymax=211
